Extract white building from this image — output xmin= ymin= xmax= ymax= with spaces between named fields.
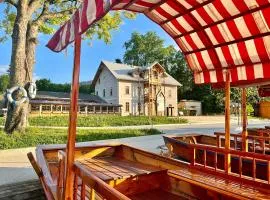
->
xmin=92 ymin=61 xmax=181 ymax=116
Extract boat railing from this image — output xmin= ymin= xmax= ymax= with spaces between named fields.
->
xmin=74 ymin=161 xmax=131 ymax=200
xmin=214 ymin=132 xmax=270 ymax=154
xmin=189 ymin=143 xmax=270 ymax=185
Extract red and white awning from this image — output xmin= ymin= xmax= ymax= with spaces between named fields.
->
xmin=47 ymin=0 xmax=270 ymax=87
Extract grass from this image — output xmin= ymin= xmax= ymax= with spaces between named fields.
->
xmin=0 ymin=115 xmax=187 ymax=127
xmin=0 ymin=127 xmax=162 ymax=150
xmin=28 ymin=115 xmax=187 ymax=127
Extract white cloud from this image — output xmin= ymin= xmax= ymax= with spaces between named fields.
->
xmin=0 ymin=65 xmax=9 ymax=75
xmin=33 ymin=73 xmax=41 ymax=81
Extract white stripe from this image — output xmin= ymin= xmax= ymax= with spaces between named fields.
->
xmin=151 ymin=10 xmax=167 ymax=21
xmin=176 ymin=0 xmax=192 ymax=9
xmin=237 ymin=66 xmax=247 ymax=80
xmin=254 ymin=63 xmax=264 ymax=79
xmin=192 ymin=10 xmax=207 ymax=26
xmin=181 ymin=37 xmax=193 ymax=51
xmin=204 ymin=4 xmax=218 ymax=22
xmin=245 ymin=39 xmax=261 ymax=63
xmin=69 ymin=20 xmax=75 ymax=42
xmin=210 ymin=71 xmax=217 ymax=83
xmin=244 ymin=0 xmax=258 ymax=8
xmin=177 ymin=16 xmax=193 ymax=32
xmin=205 ymin=28 xmax=218 ymax=45
xmin=201 ymin=50 xmax=214 ymax=70
xmin=206 ymin=3 xmax=223 ymax=21
xmin=167 ymin=22 xmax=181 ymax=35
xmin=190 ymin=33 xmax=205 ymax=49
xmin=229 ymin=43 xmax=244 ymax=66
xmin=160 ymin=3 xmax=178 ymax=16
xmin=253 ymin=11 xmax=269 ymax=33
xmin=263 ymin=36 xmax=270 ymax=59
xmin=87 ymin=0 xmax=97 ymax=24
xmin=215 ymin=47 xmax=228 ymax=68
xmin=78 ymin=6 xmax=83 ymax=33
xmin=221 ymin=0 xmax=240 ymax=16
xmin=187 ymin=54 xmax=202 ymax=71
xmin=61 ymin=24 xmax=68 ymax=47
xmin=200 ymin=72 xmax=205 ymax=83
xmin=218 ymin=23 xmax=234 ymax=42
xmin=234 ymin=17 xmax=251 ymax=37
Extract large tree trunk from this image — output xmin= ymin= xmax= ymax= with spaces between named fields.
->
xmin=4 ymin=1 xmax=37 ymax=133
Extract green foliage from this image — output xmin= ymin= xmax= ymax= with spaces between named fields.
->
xmin=0 ymin=127 xmax=161 ymax=149
xmin=16 ymin=115 xmax=187 ymax=127
xmin=35 ymin=78 xmax=94 ymax=94
xmin=0 ymin=74 xmax=9 ymax=93
xmin=1 ymin=2 xmax=136 ymax=45
xmin=247 ymin=104 xmax=254 ymax=115
xmin=123 ymin=32 xmax=176 ymax=66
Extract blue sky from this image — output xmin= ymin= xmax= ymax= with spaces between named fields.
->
xmin=0 ymin=12 xmax=177 ymax=83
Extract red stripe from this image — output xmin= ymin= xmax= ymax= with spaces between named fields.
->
xmin=237 ymin=41 xmax=252 ymax=64
xmin=196 ymin=7 xmax=214 ymax=24
xmin=155 ymin=7 xmax=173 ymax=19
xmin=257 ymin=0 xmax=270 ymax=7
xmin=231 ymin=67 xmax=238 ymax=82
xmin=245 ymin=65 xmax=255 ymax=80
xmin=183 ymin=15 xmax=198 ymax=29
xmin=243 ymin=14 xmax=260 ymax=35
xmin=232 ymin=0 xmax=248 ymax=12
xmin=184 ymin=35 xmax=199 ymax=50
xmin=203 ymin=71 xmax=210 ymax=83
xmin=135 ymin=1 xmax=154 ymax=8
xmin=166 ymin=0 xmax=186 ymax=14
xmin=210 ymin=26 xmax=225 ymax=43
xmin=254 ymin=37 xmax=269 ymax=63
xmin=81 ymin=0 xmax=89 ymax=31
xmin=263 ymin=63 xmax=270 ymax=78
xmin=95 ymin=0 xmax=104 ymax=17
xmin=171 ymin=18 xmax=187 ymax=34
xmin=220 ymin=46 xmax=234 ymax=66
xmin=262 ymin=7 xmax=270 ymax=28
xmin=195 ymin=52 xmax=207 ymax=70
xmin=212 ymin=1 xmax=231 ymax=18
xmin=226 ymin=20 xmax=241 ymax=39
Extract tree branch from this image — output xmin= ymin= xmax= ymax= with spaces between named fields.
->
xmin=28 ymin=0 xmax=42 ymax=14
xmin=4 ymin=0 xmax=17 ymax=8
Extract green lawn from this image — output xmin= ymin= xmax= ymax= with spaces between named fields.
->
xmin=0 ymin=128 xmax=161 ymax=150
xmin=0 ymin=115 xmax=187 ymax=127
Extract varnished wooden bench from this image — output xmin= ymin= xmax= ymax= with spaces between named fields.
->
xmin=169 ymin=168 xmax=270 ymax=199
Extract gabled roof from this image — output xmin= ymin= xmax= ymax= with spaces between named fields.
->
xmin=92 ymin=61 xmax=181 ymax=87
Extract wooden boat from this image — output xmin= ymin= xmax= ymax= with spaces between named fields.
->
xmin=163 ymin=134 xmax=270 ymax=181
xmin=28 ymin=143 xmax=270 ymax=200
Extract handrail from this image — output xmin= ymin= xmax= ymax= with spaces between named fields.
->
xmin=189 ymin=143 xmax=270 ymax=184
xmin=214 ymin=132 xmax=270 ymax=154
xmin=74 ymin=161 xmax=131 ymax=200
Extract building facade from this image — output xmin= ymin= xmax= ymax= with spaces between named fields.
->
xmin=92 ymin=61 xmax=181 ymax=116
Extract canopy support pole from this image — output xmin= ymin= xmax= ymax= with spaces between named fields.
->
xmin=241 ymin=88 xmax=248 ymax=152
xmin=225 ymin=71 xmax=231 ymax=174
xmin=64 ymin=35 xmax=82 ymax=199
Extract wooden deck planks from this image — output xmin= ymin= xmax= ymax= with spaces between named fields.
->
xmin=78 ymin=156 xmax=163 ymax=181
xmin=169 ymin=168 xmax=270 ymax=199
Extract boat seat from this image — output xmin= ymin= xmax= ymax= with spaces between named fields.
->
xmin=168 ymin=168 xmax=270 ymax=199
xmin=77 ymin=157 xmax=165 ymax=181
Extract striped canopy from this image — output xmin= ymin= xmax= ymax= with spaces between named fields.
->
xmin=47 ymin=0 xmax=270 ymax=86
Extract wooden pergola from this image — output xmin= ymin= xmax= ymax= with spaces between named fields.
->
xmin=46 ymin=0 xmax=270 ymax=198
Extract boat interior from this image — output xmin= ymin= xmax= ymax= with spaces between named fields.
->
xmin=34 ymin=144 xmax=270 ymax=200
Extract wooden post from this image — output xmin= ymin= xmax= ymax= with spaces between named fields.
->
xmin=93 ymin=105 xmax=96 ymax=114
xmin=64 ymin=35 xmax=81 ymax=199
xmin=241 ymin=88 xmax=248 ymax=152
xmin=100 ymin=106 xmax=102 ymax=114
xmin=60 ymin=105 xmax=63 ymax=115
xmin=225 ymin=71 xmax=231 ymax=174
xmin=85 ymin=106 xmax=88 ymax=116
xmin=39 ymin=105 xmax=42 ymax=116
xmin=107 ymin=106 xmax=109 ymax=114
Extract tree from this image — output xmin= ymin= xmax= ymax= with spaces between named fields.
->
xmin=1 ymin=1 xmax=135 ymax=133
xmin=0 ymin=74 xmax=10 ymax=93
xmin=123 ymin=32 xmax=176 ymax=67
